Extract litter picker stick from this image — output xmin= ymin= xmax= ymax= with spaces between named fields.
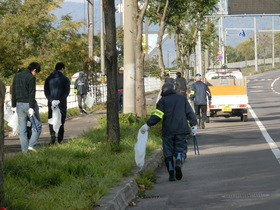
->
xmin=193 ymin=135 xmax=200 ymax=155
xmin=30 ymin=115 xmax=38 ymax=133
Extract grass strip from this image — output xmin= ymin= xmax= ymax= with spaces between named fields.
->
xmin=3 ymin=107 xmax=162 ymax=209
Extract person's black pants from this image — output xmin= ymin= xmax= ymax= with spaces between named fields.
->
xmin=48 ymin=103 xmax=67 ymax=143
xmin=194 ymin=105 xmax=207 ymax=123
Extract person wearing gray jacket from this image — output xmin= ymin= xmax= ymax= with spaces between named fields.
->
xmin=74 ymin=72 xmax=89 ymax=114
xmin=190 ymin=74 xmax=211 ymax=129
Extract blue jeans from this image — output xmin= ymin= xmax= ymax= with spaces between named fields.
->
xmin=16 ymin=102 xmax=42 ymax=153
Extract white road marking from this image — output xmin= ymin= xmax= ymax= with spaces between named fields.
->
xmin=248 ymin=104 xmax=280 ymax=164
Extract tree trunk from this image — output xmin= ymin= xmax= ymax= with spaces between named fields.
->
xmin=135 ymin=0 xmax=149 ymax=118
xmin=0 ymin=80 xmax=5 ymax=206
xmin=103 ymin=0 xmax=120 ymax=144
xmin=156 ymin=0 xmax=169 ymax=80
xmin=175 ymin=32 xmax=183 ymax=72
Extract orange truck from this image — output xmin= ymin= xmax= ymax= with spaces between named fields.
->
xmin=205 ymin=68 xmax=248 ymax=122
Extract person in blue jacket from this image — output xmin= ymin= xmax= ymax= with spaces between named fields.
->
xmin=140 ymin=83 xmax=197 ymax=181
xmin=44 ymin=62 xmax=70 ymax=145
xmin=189 ymin=74 xmax=211 ymax=129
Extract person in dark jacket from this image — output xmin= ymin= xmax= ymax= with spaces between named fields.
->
xmin=140 ymin=83 xmax=197 ymax=181
xmin=74 ymin=72 xmax=89 ymax=114
xmin=11 ymin=62 xmax=42 ymax=153
xmin=164 ymin=73 xmax=175 ymax=86
xmin=117 ymin=68 xmax=124 ymax=112
xmin=189 ymin=73 xmax=211 ymax=129
xmin=44 ymin=62 xmax=70 ymax=144
xmin=174 ymin=72 xmax=187 ymax=97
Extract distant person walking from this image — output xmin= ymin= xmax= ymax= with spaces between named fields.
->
xmin=140 ymin=83 xmax=197 ymax=181
xmin=164 ymin=73 xmax=175 ymax=86
xmin=190 ymin=73 xmax=212 ymax=129
xmin=74 ymin=72 xmax=89 ymax=114
xmin=174 ymin=72 xmax=187 ymax=97
xmin=11 ymin=62 xmax=42 ymax=153
xmin=117 ymin=68 xmax=124 ymax=112
xmin=44 ymin=62 xmax=70 ymax=144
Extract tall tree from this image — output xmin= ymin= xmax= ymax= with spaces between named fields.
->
xmin=0 ymin=80 xmax=5 ymax=207
xmin=103 ymin=0 xmax=120 ymax=144
xmin=135 ymin=0 xmax=150 ymax=117
xmin=0 ymin=0 xmax=87 ymax=84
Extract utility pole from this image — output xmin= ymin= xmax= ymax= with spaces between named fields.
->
xmin=87 ymin=0 xmax=94 ymax=80
xmin=254 ymin=16 xmax=258 ymax=72
xmin=123 ymin=0 xmax=136 ymax=113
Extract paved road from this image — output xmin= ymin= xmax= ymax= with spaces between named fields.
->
xmin=126 ymin=70 xmax=280 ymax=209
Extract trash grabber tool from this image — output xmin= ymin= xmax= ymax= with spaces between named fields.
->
xmin=30 ymin=115 xmax=38 ymax=133
xmin=193 ymin=135 xmax=200 ymax=155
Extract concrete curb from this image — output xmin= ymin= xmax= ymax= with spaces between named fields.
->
xmin=95 ymin=149 xmax=163 ymax=210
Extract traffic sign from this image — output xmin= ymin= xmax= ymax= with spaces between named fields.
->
xmin=217 ymin=50 xmax=223 ymax=55
xmin=218 ymin=56 xmax=223 ymax=60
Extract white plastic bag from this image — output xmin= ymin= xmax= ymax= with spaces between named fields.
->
xmin=48 ymin=106 xmax=62 ymax=134
xmin=8 ymin=112 xmax=18 ymax=136
xmin=4 ymin=106 xmax=13 ymax=122
xmin=134 ymin=129 xmax=148 ymax=168
xmin=85 ymin=94 xmax=94 ymax=108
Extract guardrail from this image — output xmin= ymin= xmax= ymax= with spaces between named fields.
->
xmin=5 ymin=77 xmax=161 ymax=113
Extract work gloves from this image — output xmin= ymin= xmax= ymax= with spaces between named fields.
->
xmin=192 ymin=125 xmax=197 ymax=136
xmin=52 ymin=100 xmax=60 ymax=108
xmin=140 ymin=124 xmax=150 ymax=133
xmin=28 ymin=108 xmax=34 ymax=117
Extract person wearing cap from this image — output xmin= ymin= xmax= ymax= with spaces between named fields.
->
xmin=74 ymin=72 xmax=89 ymax=114
xmin=174 ymin=72 xmax=187 ymax=97
xmin=140 ymin=83 xmax=197 ymax=181
xmin=189 ymin=73 xmax=211 ymax=129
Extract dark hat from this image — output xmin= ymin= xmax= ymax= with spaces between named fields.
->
xmin=162 ymin=82 xmax=174 ymax=90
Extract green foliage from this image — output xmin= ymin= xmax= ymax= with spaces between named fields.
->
xmin=0 ymin=0 xmax=100 ymax=85
xmin=119 ymin=113 xmax=141 ymax=125
xmin=134 ymin=169 xmax=156 ymax=191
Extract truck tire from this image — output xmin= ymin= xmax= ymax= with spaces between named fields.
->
xmin=242 ymin=114 xmax=248 ymax=122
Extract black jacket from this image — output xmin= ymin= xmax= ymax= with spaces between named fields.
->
xmin=175 ymin=77 xmax=187 ymax=93
xmin=44 ymin=70 xmax=70 ymax=107
xmin=147 ymin=89 xmax=197 ymax=136
xmin=190 ymin=81 xmax=211 ymax=105
xmin=12 ymin=69 xmax=36 ymax=109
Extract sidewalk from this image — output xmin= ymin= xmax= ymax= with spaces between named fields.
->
xmin=4 ymin=110 xmax=105 ymax=155
xmin=4 ymin=92 xmax=159 ymax=155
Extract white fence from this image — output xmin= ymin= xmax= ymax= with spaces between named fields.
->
xmin=5 ymin=77 xmax=161 ymax=113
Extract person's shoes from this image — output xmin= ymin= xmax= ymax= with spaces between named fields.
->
xmin=80 ymin=112 xmax=83 ymax=115
xmin=49 ymin=137 xmax=56 ymax=145
xmin=175 ymin=159 xmax=183 ymax=180
xmin=201 ymin=122 xmax=205 ymax=129
xmin=82 ymin=108 xmax=88 ymax=114
xmin=169 ymin=171 xmax=175 ymax=181
xmin=28 ymin=146 xmax=36 ymax=152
